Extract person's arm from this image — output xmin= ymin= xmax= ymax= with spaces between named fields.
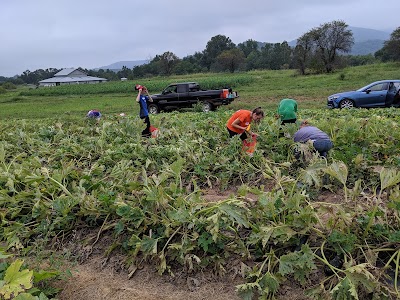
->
xmin=231 ymin=118 xmax=247 ymax=132
xmin=136 ymin=89 xmax=142 ymax=103
xmin=145 ymin=89 xmax=153 ymax=102
xmin=232 ymin=118 xmax=258 ymax=137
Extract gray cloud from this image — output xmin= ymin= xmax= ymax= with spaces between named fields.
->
xmin=0 ymin=0 xmax=397 ymax=76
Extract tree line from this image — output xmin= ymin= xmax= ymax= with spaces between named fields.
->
xmin=1 ymin=20 xmax=399 ymax=85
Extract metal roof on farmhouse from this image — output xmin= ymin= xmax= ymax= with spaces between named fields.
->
xmin=38 ymin=67 xmax=107 ymax=84
xmin=39 ymin=76 xmax=107 ymax=83
xmin=54 ymin=68 xmax=86 ymax=77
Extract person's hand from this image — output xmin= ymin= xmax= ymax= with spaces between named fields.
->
xmin=251 ymin=132 xmax=259 ymax=138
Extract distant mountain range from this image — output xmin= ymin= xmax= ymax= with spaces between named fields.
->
xmin=347 ymin=26 xmax=390 ymax=55
xmin=97 ymin=26 xmax=391 ymax=71
xmin=95 ymin=60 xmax=149 ymax=71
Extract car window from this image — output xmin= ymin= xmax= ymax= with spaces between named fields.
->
xmin=368 ymin=83 xmax=387 ymax=92
xmin=164 ymin=85 xmax=177 ymax=93
xmin=189 ymin=84 xmax=200 ymax=92
xmin=389 ymin=82 xmax=397 ymax=92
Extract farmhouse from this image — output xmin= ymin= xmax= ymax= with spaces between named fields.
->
xmin=38 ymin=68 xmax=107 ymax=87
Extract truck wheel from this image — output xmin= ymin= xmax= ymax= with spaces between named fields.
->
xmin=202 ymin=102 xmax=213 ymax=113
xmin=148 ymin=104 xmax=160 ymax=114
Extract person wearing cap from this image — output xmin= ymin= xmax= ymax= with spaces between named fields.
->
xmin=136 ymin=86 xmax=154 ymax=137
xmin=226 ymin=107 xmax=264 ymax=141
xmin=293 ymin=120 xmax=333 ymax=158
xmin=86 ymin=110 xmax=101 ymax=122
xmin=277 ymin=98 xmax=298 ymax=124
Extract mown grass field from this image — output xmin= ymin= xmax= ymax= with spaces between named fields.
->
xmin=1 ymin=63 xmax=400 ymax=300
xmin=1 ymin=62 xmax=400 ymax=119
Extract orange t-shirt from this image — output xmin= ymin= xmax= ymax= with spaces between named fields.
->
xmin=226 ymin=110 xmax=252 ymax=134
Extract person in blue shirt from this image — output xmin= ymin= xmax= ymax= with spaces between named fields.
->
xmin=293 ymin=120 xmax=333 ymax=158
xmin=136 ymin=86 xmax=154 ymax=137
xmin=86 ymin=110 xmax=101 ymax=123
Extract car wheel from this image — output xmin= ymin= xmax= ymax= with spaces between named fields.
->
xmin=339 ymin=99 xmax=355 ymax=109
xmin=148 ymin=104 xmax=160 ymax=114
xmin=202 ymin=102 xmax=213 ymax=113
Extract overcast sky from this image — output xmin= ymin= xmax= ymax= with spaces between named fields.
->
xmin=1 ymin=0 xmax=398 ymax=77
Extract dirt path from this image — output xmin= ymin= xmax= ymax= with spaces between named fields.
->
xmin=55 ymin=257 xmax=242 ymax=300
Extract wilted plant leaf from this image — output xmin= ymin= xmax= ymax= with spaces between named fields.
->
xmin=299 ymin=160 xmax=326 ymax=187
xmin=0 ymin=259 xmax=33 ymax=300
xmin=331 ymin=277 xmax=358 ymax=300
xmin=218 ymin=200 xmax=250 ymax=228
xmin=345 ymin=264 xmax=377 ymax=293
xmin=236 ymin=282 xmax=258 ymax=300
xmin=14 ymin=293 xmax=38 ymax=300
xmin=116 ymin=204 xmax=145 ymax=228
xmin=259 ymin=272 xmax=279 ymax=295
xmin=141 ymin=235 xmax=158 ymax=255
xmin=325 ymin=161 xmax=348 ymax=187
xmin=278 ymin=244 xmax=316 ymax=285
xmin=379 ymin=168 xmax=400 ymax=191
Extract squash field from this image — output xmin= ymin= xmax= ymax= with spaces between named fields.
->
xmin=1 ymin=105 xmax=400 ymax=299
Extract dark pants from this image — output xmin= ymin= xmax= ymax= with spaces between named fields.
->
xmin=313 ymin=139 xmax=333 ymax=157
xmin=281 ymin=118 xmax=297 ymax=125
xmin=141 ymin=116 xmax=151 ymax=137
xmin=279 ymin=119 xmax=297 ymax=137
xmin=227 ymin=127 xmax=247 ymax=141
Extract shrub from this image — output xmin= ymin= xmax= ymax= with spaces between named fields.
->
xmin=2 ymin=82 xmax=17 ymax=90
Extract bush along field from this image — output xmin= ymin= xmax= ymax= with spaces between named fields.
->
xmin=1 ymin=107 xmax=400 ymax=299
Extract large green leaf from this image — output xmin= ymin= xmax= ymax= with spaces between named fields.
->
xmin=278 ymin=245 xmax=316 ymax=285
xmin=218 ymin=200 xmax=250 ymax=228
xmin=0 ymin=259 xmax=33 ymax=300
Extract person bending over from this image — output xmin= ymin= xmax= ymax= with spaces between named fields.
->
xmin=293 ymin=120 xmax=333 ymax=158
xmin=278 ymin=98 xmax=298 ymax=125
xmin=226 ymin=107 xmax=264 ymax=141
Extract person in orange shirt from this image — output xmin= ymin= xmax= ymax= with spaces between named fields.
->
xmin=226 ymin=107 xmax=264 ymax=140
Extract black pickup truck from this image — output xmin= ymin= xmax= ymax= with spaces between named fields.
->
xmin=148 ymin=82 xmax=238 ymax=114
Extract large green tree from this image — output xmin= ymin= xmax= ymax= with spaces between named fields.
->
xmin=375 ymin=27 xmax=400 ymax=61
xmin=270 ymin=42 xmax=292 ymax=70
xmin=18 ymin=68 xmax=60 ymax=84
xmin=245 ymin=50 xmax=262 ymax=71
xmin=215 ymin=49 xmax=245 ymax=73
xmin=158 ymin=51 xmax=180 ymax=76
xmin=237 ymin=39 xmax=259 ymax=57
xmin=295 ymin=20 xmax=354 ymax=73
xmin=293 ymin=32 xmax=314 ymax=75
xmin=201 ymin=35 xmax=236 ymax=70
xmin=312 ymin=20 xmax=354 ymax=73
